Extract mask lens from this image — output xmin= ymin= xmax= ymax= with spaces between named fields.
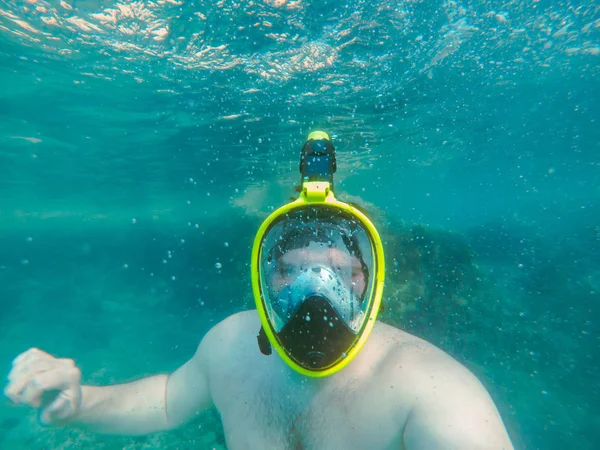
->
xmin=259 ymin=206 xmax=375 ymax=333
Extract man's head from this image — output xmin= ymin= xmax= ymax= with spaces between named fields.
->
xmin=251 ymin=133 xmax=385 ymax=378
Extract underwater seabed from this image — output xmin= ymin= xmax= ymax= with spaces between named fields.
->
xmin=0 ymin=209 xmax=598 ymax=449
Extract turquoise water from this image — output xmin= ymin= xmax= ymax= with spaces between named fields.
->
xmin=0 ymin=0 xmax=598 ymax=448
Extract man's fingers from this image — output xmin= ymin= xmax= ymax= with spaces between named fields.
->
xmin=4 ymin=349 xmax=81 ymax=420
xmin=16 ymin=381 xmax=45 ymax=408
xmin=5 ymin=354 xmax=75 ymax=404
xmin=8 ymin=359 xmax=56 ymax=383
xmin=17 ymin=368 xmax=79 ymax=407
xmin=4 ymin=368 xmax=48 ymax=404
xmin=12 ymin=348 xmax=53 ymax=367
xmin=40 ymin=393 xmax=71 ymax=425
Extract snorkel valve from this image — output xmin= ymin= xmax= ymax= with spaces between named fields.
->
xmin=299 ymin=131 xmax=336 ymax=190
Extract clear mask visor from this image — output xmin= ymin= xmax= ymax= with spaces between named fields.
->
xmin=259 ymin=206 xmax=376 ymax=333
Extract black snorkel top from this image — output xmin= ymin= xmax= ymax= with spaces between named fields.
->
xmin=299 ymin=131 xmax=336 ymax=190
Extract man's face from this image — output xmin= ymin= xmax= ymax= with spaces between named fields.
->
xmin=269 ymin=241 xmax=365 ymax=298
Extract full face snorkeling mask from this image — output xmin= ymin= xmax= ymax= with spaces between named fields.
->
xmin=251 ymin=131 xmax=385 ymax=378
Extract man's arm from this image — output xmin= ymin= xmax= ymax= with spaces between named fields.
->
xmin=400 ymin=349 xmax=514 ymax=450
xmin=67 ymin=375 xmax=170 ymax=435
xmin=71 ymin=333 xmax=214 ymax=434
xmin=5 ymin=332 xmax=215 ymax=435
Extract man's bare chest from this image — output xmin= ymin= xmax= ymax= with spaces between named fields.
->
xmin=210 ymin=358 xmax=405 ymax=450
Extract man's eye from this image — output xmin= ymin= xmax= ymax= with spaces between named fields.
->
xmin=278 ymin=265 xmax=294 ymax=276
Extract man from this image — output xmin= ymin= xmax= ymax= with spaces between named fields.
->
xmin=4 ymin=132 xmax=514 ymax=449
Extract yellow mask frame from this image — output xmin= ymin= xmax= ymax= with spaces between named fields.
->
xmin=251 ymin=180 xmax=385 ymax=377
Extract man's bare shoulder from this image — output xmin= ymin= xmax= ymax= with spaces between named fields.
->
xmin=373 ymin=322 xmax=513 ymax=448
xmin=371 ymin=322 xmax=500 ymax=413
xmin=370 ymin=320 xmax=453 ymax=368
xmin=198 ymin=310 xmax=260 ymax=358
xmin=373 ymin=321 xmax=463 ymax=367
xmin=373 ymin=321 xmax=489 ymax=399
xmin=206 ymin=309 xmax=259 ymax=340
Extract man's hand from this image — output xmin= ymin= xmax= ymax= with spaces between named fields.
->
xmin=4 ymin=348 xmax=82 ymax=425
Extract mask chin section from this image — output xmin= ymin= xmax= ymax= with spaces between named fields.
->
xmin=277 ymin=296 xmax=357 ymax=371
xmin=306 ymin=350 xmax=326 ymax=367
